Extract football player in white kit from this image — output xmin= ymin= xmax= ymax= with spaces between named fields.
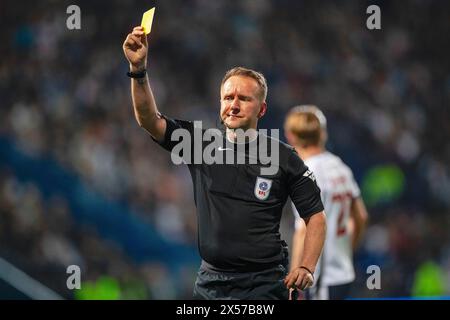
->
xmin=284 ymin=105 xmax=369 ymax=300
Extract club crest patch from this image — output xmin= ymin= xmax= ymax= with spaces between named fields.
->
xmin=254 ymin=177 xmax=273 ymax=200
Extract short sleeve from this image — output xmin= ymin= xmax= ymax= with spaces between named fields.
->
xmin=287 ymin=150 xmax=324 ymax=219
xmin=291 ymin=202 xmax=305 ymax=230
xmin=348 ymin=169 xmax=361 ymax=199
xmin=151 ymin=114 xmax=194 ymax=152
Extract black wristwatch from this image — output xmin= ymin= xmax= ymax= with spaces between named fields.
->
xmin=127 ymin=69 xmax=147 ymax=78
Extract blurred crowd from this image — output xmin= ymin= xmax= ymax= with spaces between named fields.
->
xmin=0 ymin=0 xmax=449 ymax=298
xmin=0 ymin=168 xmax=196 ymax=299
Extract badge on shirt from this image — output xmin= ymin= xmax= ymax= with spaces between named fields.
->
xmin=254 ymin=177 xmax=273 ymax=200
xmin=303 ymin=169 xmax=316 ymax=182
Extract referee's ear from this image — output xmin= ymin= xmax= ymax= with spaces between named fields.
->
xmin=257 ymin=102 xmax=267 ymax=119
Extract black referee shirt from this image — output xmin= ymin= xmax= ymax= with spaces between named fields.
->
xmin=153 ymin=115 xmax=324 ymax=272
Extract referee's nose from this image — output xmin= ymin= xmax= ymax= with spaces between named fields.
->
xmin=231 ymin=97 xmax=240 ymax=114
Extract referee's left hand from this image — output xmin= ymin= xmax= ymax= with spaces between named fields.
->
xmin=284 ymin=267 xmax=314 ymax=290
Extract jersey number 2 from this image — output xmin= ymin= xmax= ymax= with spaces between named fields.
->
xmin=332 ymin=192 xmax=352 ymax=237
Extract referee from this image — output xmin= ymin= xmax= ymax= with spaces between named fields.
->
xmin=123 ymin=26 xmax=326 ymax=300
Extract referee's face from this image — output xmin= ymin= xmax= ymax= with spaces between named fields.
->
xmin=220 ymin=76 xmax=267 ymax=131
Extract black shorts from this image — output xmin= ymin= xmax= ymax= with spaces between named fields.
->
xmin=193 ymin=261 xmax=289 ymax=300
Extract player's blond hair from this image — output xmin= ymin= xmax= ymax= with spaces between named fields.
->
xmin=221 ymin=67 xmax=268 ymax=102
xmin=284 ymin=105 xmax=327 ymax=148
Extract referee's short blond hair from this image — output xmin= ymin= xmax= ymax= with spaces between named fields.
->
xmin=221 ymin=67 xmax=268 ymax=102
xmin=284 ymin=105 xmax=327 ymax=148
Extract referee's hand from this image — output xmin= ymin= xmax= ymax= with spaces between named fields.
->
xmin=123 ymin=26 xmax=148 ymax=71
xmin=284 ymin=267 xmax=314 ymax=290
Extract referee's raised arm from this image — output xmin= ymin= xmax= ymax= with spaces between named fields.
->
xmin=123 ymin=26 xmax=166 ymax=142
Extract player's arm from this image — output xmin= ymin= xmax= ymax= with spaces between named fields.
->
xmin=290 ymin=218 xmax=306 ymax=272
xmin=123 ymin=26 xmax=166 ymax=142
xmin=349 ymin=197 xmax=368 ymax=250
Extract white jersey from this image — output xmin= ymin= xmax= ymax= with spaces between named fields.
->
xmin=292 ymin=151 xmax=360 ymax=287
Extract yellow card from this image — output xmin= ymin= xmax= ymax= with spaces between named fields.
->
xmin=141 ymin=8 xmax=155 ymax=35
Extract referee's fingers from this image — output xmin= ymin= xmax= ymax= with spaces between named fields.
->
xmin=132 ymin=29 xmax=145 ymax=37
xmin=129 ymin=35 xmax=143 ymax=47
xmin=126 ymin=35 xmax=137 ymax=47
xmin=298 ymin=273 xmax=313 ymax=290
xmin=295 ymin=274 xmax=306 ymax=289
xmin=284 ymin=272 xmax=295 ymax=289
xmin=123 ymin=34 xmax=134 ymax=48
xmin=130 ymin=27 xmax=147 ymax=47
